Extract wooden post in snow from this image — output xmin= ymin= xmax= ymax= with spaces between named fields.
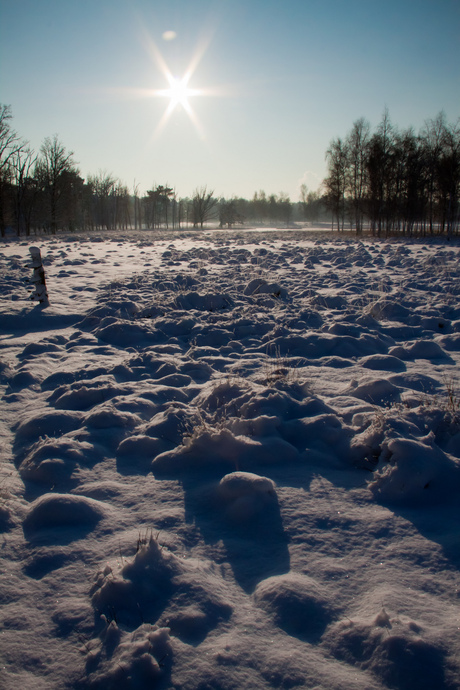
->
xmin=28 ymin=246 xmax=49 ymax=304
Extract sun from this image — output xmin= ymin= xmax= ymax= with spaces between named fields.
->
xmin=152 ymin=69 xmax=204 ymax=138
xmin=165 ymin=75 xmax=194 ymax=111
xmin=112 ymin=28 xmax=218 ymax=140
xmin=97 ymin=27 xmax=220 ymax=141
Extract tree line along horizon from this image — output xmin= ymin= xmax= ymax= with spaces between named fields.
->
xmin=0 ymin=104 xmax=458 ymax=238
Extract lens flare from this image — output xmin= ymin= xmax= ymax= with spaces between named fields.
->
xmin=158 ymin=74 xmax=201 ymax=112
xmin=142 ymin=33 xmax=210 ymax=139
xmin=96 ymin=22 xmax=226 ymax=143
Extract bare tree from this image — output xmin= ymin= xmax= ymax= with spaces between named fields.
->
xmin=219 ymin=198 xmax=244 ymax=228
xmin=192 ymin=186 xmax=217 ymax=228
xmin=278 ymin=192 xmax=292 ymax=227
xmin=324 ymin=137 xmax=348 ymax=231
xmin=170 ymin=189 xmax=180 ymax=229
xmin=437 ymin=118 xmax=460 ymax=237
xmin=393 ymin=127 xmax=424 ymax=236
xmin=299 ymin=184 xmax=322 ymax=223
xmin=346 ymin=117 xmax=370 ymax=235
xmin=0 ymin=104 xmax=26 ymax=236
xmin=252 ymin=190 xmax=269 ymax=223
xmin=156 ymin=185 xmax=174 ymax=228
xmin=421 ymin=112 xmax=450 ymax=235
xmin=366 ymin=108 xmax=396 ymax=236
xmin=142 ymin=184 xmax=174 ymax=229
xmin=13 ymin=146 xmax=37 ymax=235
xmin=133 ymin=180 xmax=140 ymax=230
xmin=112 ymin=181 xmax=131 ymax=230
xmin=300 ymin=184 xmax=309 ymax=221
xmin=87 ymin=170 xmax=117 ymax=230
xmin=35 ymin=135 xmax=78 ymax=233
xmin=322 ymin=109 xmax=459 ymax=238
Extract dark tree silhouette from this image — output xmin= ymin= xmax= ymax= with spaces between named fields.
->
xmin=192 ymin=186 xmax=217 ymax=228
xmin=219 ymin=198 xmax=244 ymax=228
xmin=87 ymin=170 xmax=117 ymax=230
xmin=13 ymin=146 xmax=37 ymax=236
xmin=347 ymin=117 xmax=370 ymax=235
xmin=0 ymin=105 xmax=26 ymax=236
xmin=324 ymin=137 xmax=348 ymax=231
xmin=35 ymin=135 xmax=78 ymax=233
xmin=323 ymin=109 xmax=460 ymax=236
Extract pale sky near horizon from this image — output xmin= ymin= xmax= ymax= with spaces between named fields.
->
xmin=1 ymin=0 xmax=459 ymax=201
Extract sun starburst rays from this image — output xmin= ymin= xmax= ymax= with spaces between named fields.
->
xmin=152 ymin=68 xmax=205 ymax=139
xmin=98 ymin=28 xmax=217 ymax=142
xmin=157 ymin=74 xmax=200 ymax=112
xmin=151 ymin=72 xmax=204 ymax=139
xmin=138 ymin=31 xmax=210 ymax=140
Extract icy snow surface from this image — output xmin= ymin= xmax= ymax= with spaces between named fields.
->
xmin=0 ymin=229 xmax=459 ymax=689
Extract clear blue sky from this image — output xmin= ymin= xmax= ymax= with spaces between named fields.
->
xmin=1 ymin=0 xmax=459 ymax=200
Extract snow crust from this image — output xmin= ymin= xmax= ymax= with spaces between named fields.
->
xmin=0 ymin=229 xmax=459 ymax=689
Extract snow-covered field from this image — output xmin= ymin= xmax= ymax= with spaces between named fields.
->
xmin=1 ymin=229 xmax=459 ymax=690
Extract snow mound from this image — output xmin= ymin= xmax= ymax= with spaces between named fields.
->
xmin=151 ymin=419 xmax=300 ymax=475
xmin=323 ymin=612 xmax=449 ymax=690
xmin=91 ymin=536 xmax=232 ymax=644
xmin=360 ymin=354 xmax=406 ymax=372
xmin=15 ymin=409 xmax=82 ymax=443
xmin=95 ymin=321 xmax=161 ymax=347
xmin=152 ymin=428 xmax=260 ymax=475
xmin=237 ymin=383 xmax=311 ymax=420
xmin=312 ymin=293 xmax=348 ymax=310
xmin=349 ymin=377 xmax=401 ymax=406
xmin=407 ymin=339 xmax=452 ymax=360
xmin=244 ymin=278 xmax=288 ymax=298
xmin=268 ymin=332 xmax=386 ymax=359
xmin=390 ymin=339 xmax=451 ymax=361
xmin=278 ymin=412 xmax=352 ymax=467
xmin=91 ymin=536 xmax=177 ymax=629
xmin=216 ymin=471 xmax=277 ymax=521
xmin=19 ymin=340 xmax=65 ymax=358
xmin=174 ymin=291 xmax=233 ymax=311
xmin=52 ymin=382 xmax=123 ymax=411
xmin=194 ymin=380 xmax=253 ymax=413
xmin=364 ymin=298 xmax=413 ymax=322
xmin=253 ymin=572 xmax=334 ymax=641
xmin=387 ymin=372 xmax=441 ymax=394
xmin=23 ymin=493 xmax=106 ymax=535
xmin=0 ymin=503 xmax=13 ymax=532
xmin=106 ymin=299 xmax=140 ymax=320
xmin=85 ymin=623 xmax=172 ymax=690
xmin=143 ymin=404 xmax=200 ymax=445
xmin=17 ymin=434 xmax=101 ymax=484
xmin=369 ymin=436 xmax=460 ymax=504
xmin=437 ymin=333 xmax=460 ymax=351
xmin=7 ymin=368 xmax=40 ymax=390
xmin=421 ymin=316 xmax=452 ymax=333
xmin=84 ymin=407 xmax=140 ymax=430
xmin=116 ymin=434 xmax=170 ymax=461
